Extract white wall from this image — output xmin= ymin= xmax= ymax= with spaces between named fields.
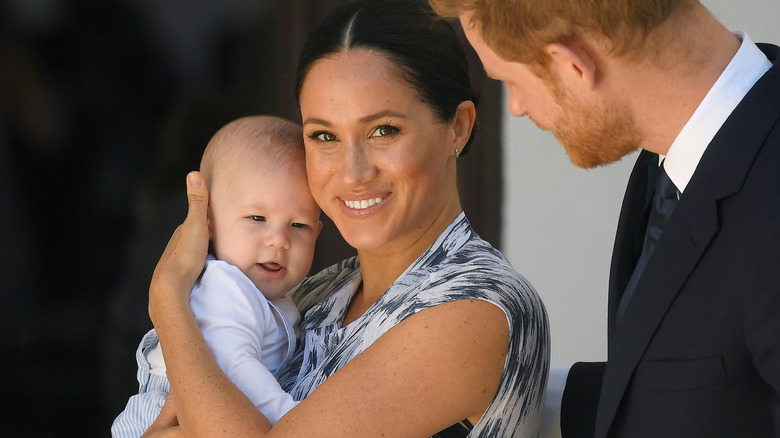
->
xmin=500 ymin=0 xmax=780 ymax=365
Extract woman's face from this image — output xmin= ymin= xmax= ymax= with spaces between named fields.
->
xmin=299 ymin=49 xmax=462 ymax=254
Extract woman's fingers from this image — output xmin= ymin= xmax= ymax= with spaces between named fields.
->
xmin=184 ymin=171 xmax=209 ymax=233
xmin=158 ymin=391 xmax=179 ymax=427
xmin=149 ymin=172 xmax=210 ymax=321
xmin=174 ymin=171 xmax=211 ymax=272
xmin=141 ymin=392 xmax=179 ymax=437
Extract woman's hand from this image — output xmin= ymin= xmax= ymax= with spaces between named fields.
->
xmin=144 ymin=172 xmax=268 ymax=436
xmin=141 ymin=392 xmax=180 ymax=437
xmin=149 ymin=171 xmax=210 ymax=325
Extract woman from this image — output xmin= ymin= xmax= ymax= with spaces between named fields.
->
xmin=144 ymin=0 xmax=549 ymax=436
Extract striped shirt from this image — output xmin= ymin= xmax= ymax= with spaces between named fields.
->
xmin=278 ymin=213 xmax=550 ymax=437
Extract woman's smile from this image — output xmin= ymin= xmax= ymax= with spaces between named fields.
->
xmin=299 ymin=49 xmax=462 ymax=253
xmin=343 ymin=196 xmax=385 ymax=210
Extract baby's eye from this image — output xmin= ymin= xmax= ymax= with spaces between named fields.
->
xmin=309 ymin=131 xmax=337 ymax=142
xmin=370 ymin=125 xmax=399 ymax=138
xmin=250 ymin=215 xmax=266 ymax=222
xmin=291 ymin=222 xmax=308 ymax=229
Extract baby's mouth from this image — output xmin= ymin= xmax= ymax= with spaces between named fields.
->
xmin=259 ymin=262 xmax=283 ymax=272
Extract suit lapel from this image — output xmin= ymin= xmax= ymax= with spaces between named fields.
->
xmin=607 ymin=151 xmax=657 ymax=338
xmin=596 ymin=180 xmax=719 ymax=437
xmin=595 ymin=43 xmax=780 ymax=438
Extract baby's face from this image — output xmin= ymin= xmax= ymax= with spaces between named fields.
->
xmin=209 ymin=157 xmax=321 ymax=299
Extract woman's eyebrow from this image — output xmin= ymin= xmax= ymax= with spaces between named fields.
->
xmin=303 ymin=110 xmax=408 ymax=127
xmin=358 ymin=110 xmax=407 ymax=124
xmin=302 ymin=117 xmax=331 ymax=127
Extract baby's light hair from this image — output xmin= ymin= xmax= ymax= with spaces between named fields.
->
xmin=200 ymin=115 xmax=304 ymax=190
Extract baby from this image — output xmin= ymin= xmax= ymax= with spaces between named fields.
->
xmin=112 ymin=115 xmax=322 ymax=437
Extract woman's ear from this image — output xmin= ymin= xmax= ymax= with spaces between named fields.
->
xmin=546 ymin=42 xmax=598 ymax=90
xmin=451 ymin=100 xmax=477 ymax=151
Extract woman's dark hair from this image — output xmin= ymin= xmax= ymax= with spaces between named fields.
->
xmin=295 ymin=0 xmax=479 ymax=154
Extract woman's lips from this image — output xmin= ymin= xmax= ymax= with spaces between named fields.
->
xmin=340 ymin=194 xmax=388 ymax=217
xmin=344 ymin=196 xmax=384 ymax=210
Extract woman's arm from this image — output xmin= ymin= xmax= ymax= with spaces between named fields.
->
xmin=147 ymin=172 xmax=510 ymax=437
xmin=270 ymin=298 xmax=509 ymax=437
xmin=145 ymin=172 xmax=271 ymax=436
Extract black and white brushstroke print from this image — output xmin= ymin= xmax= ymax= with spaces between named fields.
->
xmin=277 ymin=212 xmax=550 ymax=437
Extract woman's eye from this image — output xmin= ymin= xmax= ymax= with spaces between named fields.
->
xmin=370 ymin=125 xmax=399 ymax=138
xmin=309 ymin=131 xmax=337 ymax=142
xmin=250 ymin=215 xmax=266 ymax=222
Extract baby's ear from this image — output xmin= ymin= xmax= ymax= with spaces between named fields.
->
xmin=316 ymin=220 xmax=324 ymax=238
xmin=205 ymin=207 xmax=215 ymax=255
xmin=206 ymin=205 xmax=214 ymax=240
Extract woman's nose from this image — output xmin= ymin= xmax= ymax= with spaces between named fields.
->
xmin=342 ymin=140 xmax=377 ymax=185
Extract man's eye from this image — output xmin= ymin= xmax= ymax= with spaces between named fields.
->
xmin=370 ymin=125 xmax=399 ymax=138
xmin=250 ymin=215 xmax=265 ymax=222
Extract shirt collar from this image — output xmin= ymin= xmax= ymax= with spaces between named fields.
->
xmin=662 ymin=31 xmax=772 ymax=192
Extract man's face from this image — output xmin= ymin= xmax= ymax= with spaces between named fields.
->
xmin=460 ymin=12 xmax=641 ymax=168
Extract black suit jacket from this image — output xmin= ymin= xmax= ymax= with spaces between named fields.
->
xmin=561 ymin=43 xmax=780 ymax=437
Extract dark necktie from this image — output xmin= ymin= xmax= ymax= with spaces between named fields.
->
xmin=616 ymin=161 xmax=679 ymax=324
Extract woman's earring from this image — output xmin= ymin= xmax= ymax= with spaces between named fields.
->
xmin=454 ymin=149 xmax=460 ymax=158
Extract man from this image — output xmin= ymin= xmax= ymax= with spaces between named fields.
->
xmin=429 ymin=0 xmax=780 ymax=436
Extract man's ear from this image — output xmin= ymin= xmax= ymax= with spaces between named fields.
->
xmin=546 ymin=42 xmax=598 ymax=90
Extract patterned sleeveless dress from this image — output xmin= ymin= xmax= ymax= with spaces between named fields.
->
xmin=277 ymin=213 xmax=550 ymax=437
